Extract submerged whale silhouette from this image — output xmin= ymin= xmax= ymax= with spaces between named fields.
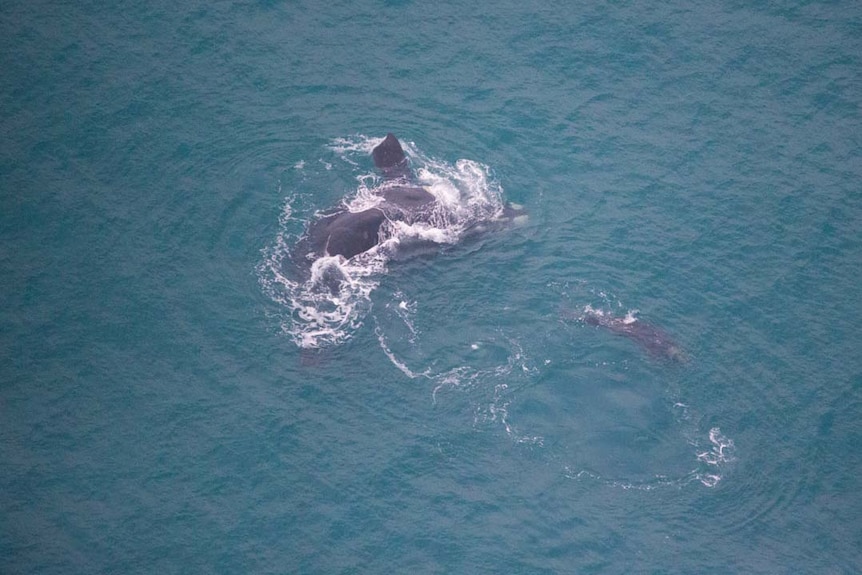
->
xmin=293 ymin=133 xmax=525 ymax=264
xmin=575 ymin=310 xmax=687 ymax=362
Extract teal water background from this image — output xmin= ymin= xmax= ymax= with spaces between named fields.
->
xmin=2 ymin=1 xmax=861 ymax=573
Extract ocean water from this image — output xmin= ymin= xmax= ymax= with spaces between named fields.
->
xmin=2 ymin=0 xmax=861 ymax=573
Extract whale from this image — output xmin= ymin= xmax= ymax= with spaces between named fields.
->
xmin=293 ymin=133 xmax=525 ymax=264
xmin=574 ymin=310 xmax=688 ymax=362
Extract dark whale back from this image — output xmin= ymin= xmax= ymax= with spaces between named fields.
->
xmin=304 ymin=208 xmax=386 ymax=260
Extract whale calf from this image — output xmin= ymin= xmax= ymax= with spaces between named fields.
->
xmin=574 ymin=309 xmax=687 ymax=362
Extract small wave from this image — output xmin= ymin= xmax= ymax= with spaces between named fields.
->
xmin=259 ymin=134 xmax=511 ymax=349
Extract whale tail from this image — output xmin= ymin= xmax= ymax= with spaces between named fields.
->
xmin=372 ymin=133 xmax=410 ymax=178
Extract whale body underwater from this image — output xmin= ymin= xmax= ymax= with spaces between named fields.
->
xmin=291 ymin=133 xmax=527 ymax=266
xmin=579 ymin=310 xmax=687 ymax=363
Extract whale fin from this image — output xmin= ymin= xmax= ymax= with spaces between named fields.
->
xmin=372 ymin=133 xmax=409 ymax=178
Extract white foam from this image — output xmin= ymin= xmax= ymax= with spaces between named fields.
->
xmin=389 ymin=291 xmax=420 ymax=344
xmin=622 ymin=309 xmax=640 ymax=324
xmin=329 ymin=134 xmax=386 ymax=156
xmin=375 ymin=324 xmax=429 ymax=379
xmin=696 ymin=427 xmax=735 ymax=466
xmin=582 ymin=304 xmax=604 ymax=317
xmin=478 ymin=382 xmax=544 ymax=446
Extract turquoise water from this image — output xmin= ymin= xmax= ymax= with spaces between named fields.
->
xmin=2 ymin=1 xmax=861 ymax=573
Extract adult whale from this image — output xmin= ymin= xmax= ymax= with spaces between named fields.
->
xmin=293 ymin=133 xmax=525 ymax=263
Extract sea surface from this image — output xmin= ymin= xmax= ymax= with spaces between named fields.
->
xmin=2 ymin=1 xmax=861 ymax=573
